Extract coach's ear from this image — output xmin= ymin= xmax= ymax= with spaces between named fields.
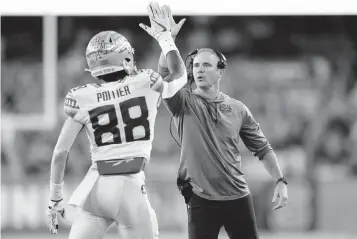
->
xmin=218 ymin=68 xmax=225 ymax=80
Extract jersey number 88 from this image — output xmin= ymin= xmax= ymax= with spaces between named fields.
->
xmin=89 ymin=97 xmax=150 ymax=146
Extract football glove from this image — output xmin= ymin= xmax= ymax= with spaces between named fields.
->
xmin=139 ymin=1 xmax=171 ymax=41
xmin=161 ymin=4 xmax=186 ymax=38
xmin=47 ymin=199 xmax=65 ymax=234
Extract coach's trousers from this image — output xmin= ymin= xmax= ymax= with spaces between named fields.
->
xmin=68 ymin=172 xmax=159 ymax=239
xmin=187 ymin=193 xmax=259 ymax=239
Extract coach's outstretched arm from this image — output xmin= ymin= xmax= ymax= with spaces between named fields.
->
xmin=139 ymin=2 xmax=187 ymax=98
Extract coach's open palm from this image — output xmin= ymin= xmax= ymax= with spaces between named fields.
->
xmin=139 ymin=2 xmax=170 ymax=41
xmin=272 ymin=182 xmax=288 ymax=210
xmin=161 ymin=5 xmax=186 ymax=38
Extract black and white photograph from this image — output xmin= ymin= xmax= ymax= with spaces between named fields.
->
xmin=1 ymin=1 xmax=357 ymax=239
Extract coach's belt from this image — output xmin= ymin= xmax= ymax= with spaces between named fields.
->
xmin=96 ymin=157 xmax=146 ymax=175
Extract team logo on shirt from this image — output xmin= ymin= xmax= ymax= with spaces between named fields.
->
xmin=64 ymin=97 xmax=79 ymax=109
xmin=219 ymin=104 xmax=232 ymax=113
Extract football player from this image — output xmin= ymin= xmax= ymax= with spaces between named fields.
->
xmin=46 ymin=3 xmax=187 ymax=239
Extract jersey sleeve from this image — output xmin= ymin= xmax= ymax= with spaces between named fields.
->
xmin=64 ymin=89 xmax=80 ymax=118
xmin=239 ymin=103 xmax=272 ymax=159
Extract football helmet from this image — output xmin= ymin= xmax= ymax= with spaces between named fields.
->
xmin=85 ymin=31 xmax=135 ymax=78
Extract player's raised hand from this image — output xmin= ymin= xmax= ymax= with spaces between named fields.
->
xmin=139 ymin=1 xmax=171 ymax=41
xmin=161 ymin=4 xmax=186 ymax=38
xmin=46 ymin=199 xmax=66 ymax=234
xmin=272 ymin=182 xmax=288 ymax=210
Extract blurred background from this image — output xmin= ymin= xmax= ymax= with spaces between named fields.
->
xmin=2 ymin=15 xmax=357 ymax=239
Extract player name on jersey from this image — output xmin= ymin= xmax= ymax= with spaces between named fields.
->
xmin=97 ymin=86 xmax=131 ymax=103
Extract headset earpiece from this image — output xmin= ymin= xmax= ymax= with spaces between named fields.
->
xmin=217 ymin=61 xmax=226 ymax=69
xmin=213 ymin=50 xmax=227 ymax=69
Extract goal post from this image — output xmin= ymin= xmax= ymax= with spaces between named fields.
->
xmin=1 ymin=15 xmax=58 ymax=182
xmin=2 ymin=15 xmax=58 ymax=131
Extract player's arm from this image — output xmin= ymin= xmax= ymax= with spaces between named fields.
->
xmin=156 ymin=5 xmax=189 ymax=116
xmin=157 ymin=5 xmax=185 ymax=78
xmin=50 ymin=117 xmax=83 ymax=185
xmin=47 ymin=117 xmax=83 ymax=234
xmin=140 ymin=3 xmax=187 ymax=113
xmin=150 ymin=50 xmax=187 ymax=99
xmin=50 ymin=89 xmax=84 ymax=197
xmin=239 ymin=103 xmax=288 ymax=210
xmin=156 ymin=52 xmax=189 ymax=116
xmin=46 ymin=90 xmax=83 ymax=235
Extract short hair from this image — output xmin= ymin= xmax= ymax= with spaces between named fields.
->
xmin=197 ymin=48 xmax=219 ymax=56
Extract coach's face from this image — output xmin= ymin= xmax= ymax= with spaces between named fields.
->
xmin=193 ymin=52 xmax=223 ymax=88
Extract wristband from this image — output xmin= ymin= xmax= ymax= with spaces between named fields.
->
xmin=157 ymin=32 xmax=178 ymax=57
xmin=50 ymin=181 xmax=64 ymax=201
xmin=276 ymin=177 xmax=288 ymax=185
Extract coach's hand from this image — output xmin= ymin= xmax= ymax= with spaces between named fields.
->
xmin=272 ymin=182 xmax=288 ymax=210
xmin=46 ymin=199 xmax=66 ymax=234
xmin=161 ymin=5 xmax=186 ymax=38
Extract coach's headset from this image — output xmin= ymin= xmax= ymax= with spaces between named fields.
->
xmin=170 ymin=48 xmax=228 ymax=147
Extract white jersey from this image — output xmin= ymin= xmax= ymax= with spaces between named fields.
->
xmin=64 ymin=69 xmax=163 ymax=163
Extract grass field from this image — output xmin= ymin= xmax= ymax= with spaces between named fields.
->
xmin=2 ymin=231 xmax=356 ymax=239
